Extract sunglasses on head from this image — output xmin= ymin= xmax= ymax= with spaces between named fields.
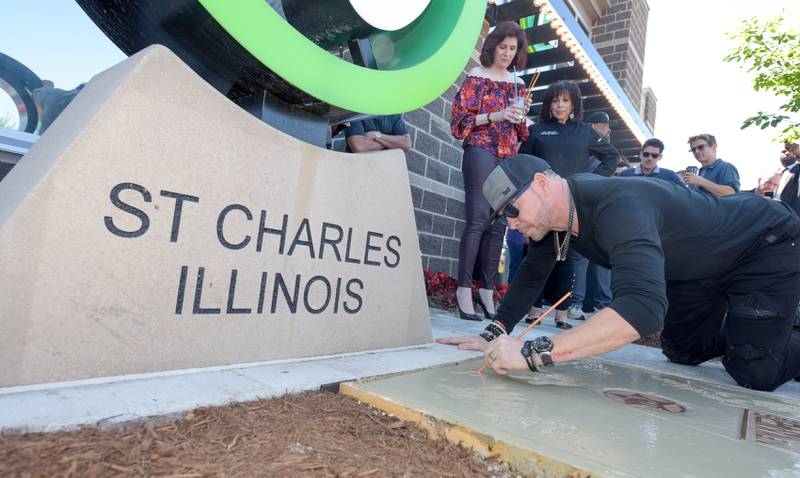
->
xmin=641 ymin=152 xmax=660 ymax=159
xmin=689 ymin=144 xmax=707 ymax=153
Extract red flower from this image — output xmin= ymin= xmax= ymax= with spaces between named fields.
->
xmin=422 ymin=269 xmax=509 ymax=311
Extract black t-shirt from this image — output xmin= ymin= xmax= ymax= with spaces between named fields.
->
xmin=779 ymin=164 xmax=800 ymax=216
xmin=520 ymin=121 xmax=619 ymax=177
xmin=496 ymin=174 xmax=800 ymax=336
xmin=344 ymin=115 xmax=408 ymax=153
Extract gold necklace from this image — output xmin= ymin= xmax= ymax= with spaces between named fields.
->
xmin=553 ymin=192 xmax=575 ymax=262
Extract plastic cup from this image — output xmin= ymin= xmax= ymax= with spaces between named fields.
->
xmin=513 ymin=96 xmax=526 ymax=123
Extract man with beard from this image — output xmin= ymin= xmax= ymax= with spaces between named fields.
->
xmin=439 ymin=155 xmax=800 ymax=391
xmin=775 ymin=142 xmax=800 ymax=215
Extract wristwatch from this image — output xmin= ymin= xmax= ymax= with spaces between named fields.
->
xmin=520 ymin=340 xmax=541 ymax=372
xmin=531 ymin=336 xmax=554 ymax=367
xmin=374 ymin=131 xmax=383 ymax=141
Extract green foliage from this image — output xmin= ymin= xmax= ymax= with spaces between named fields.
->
xmin=0 ymin=112 xmax=17 ymax=129
xmin=724 ymin=14 xmax=799 ymax=142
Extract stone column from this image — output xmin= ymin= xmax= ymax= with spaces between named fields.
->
xmin=591 ymin=0 xmax=650 ymax=112
xmin=642 ymin=86 xmax=657 ymax=131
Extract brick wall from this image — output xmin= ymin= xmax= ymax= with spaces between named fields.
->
xmin=642 ymin=86 xmax=657 ymax=131
xmin=330 ymin=24 xmax=490 ymax=277
xmin=590 ymin=0 xmax=649 ymax=112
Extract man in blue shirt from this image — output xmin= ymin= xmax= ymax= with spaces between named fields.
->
xmin=681 ymin=134 xmax=740 ymax=197
xmin=619 ymin=138 xmax=685 ymax=187
xmin=344 ymin=115 xmax=411 ymax=153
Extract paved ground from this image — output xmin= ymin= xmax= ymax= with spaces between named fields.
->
xmin=345 ymin=359 xmax=800 ymax=478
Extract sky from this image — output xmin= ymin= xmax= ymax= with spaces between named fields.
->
xmin=642 ymin=0 xmax=799 ymax=189
xmin=1 ymin=0 xmax=798 ymax=188
xmin=0 ymin=1 xmax=124 ymax=126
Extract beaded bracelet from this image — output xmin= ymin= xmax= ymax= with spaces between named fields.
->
xmin=480 ymin=321 xmax=507 ymax=342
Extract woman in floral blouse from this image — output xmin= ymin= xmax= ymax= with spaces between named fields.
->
xmin=450 ymin=21 xmax=530 ymax=321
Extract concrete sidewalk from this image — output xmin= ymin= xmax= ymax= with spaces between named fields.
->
xmin=343 ymin=358 xmax=800 ymax=478
xmin=1 ymin=307 xmax=798 ymax=432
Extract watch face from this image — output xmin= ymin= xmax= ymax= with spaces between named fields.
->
xmin=520 ymin=341 xmax=533 ymax=358
xmin=532 ymin=336 xmax=553 ymax=353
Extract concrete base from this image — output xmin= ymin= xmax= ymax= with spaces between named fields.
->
xmin=343 ymin=358 xmax=800 ymax=477
xmin=1 ymin=308 xmax=798 ymax=434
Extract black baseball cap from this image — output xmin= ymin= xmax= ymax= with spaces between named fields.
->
xmin=482 ymin=155 xmax=552 ymax=227
xmin=584 ymin=111 xmax=619 ymax=127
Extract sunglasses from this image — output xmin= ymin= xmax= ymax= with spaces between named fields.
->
xmin=689 ymin=144 xmax=708 ymax=153
xmin=493 ymin=189 xmax=526 ymax=227
xmin=502 ymin=203 xmax=520 ymax=219
xmin=641 ymin=152 xmax=660 ymax=159
xmin=494 ymin=206 xmax=517 ymax=227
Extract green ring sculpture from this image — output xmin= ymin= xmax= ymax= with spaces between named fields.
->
xmin=198 ymin=0 xmax=486 ymax=115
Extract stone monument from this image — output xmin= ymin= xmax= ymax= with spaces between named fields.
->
xmin=0 ymin=45 xmax=430 ymax=387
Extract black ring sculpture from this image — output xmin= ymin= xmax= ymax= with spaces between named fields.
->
xmin=0 ymin=52 xmax=43 ymax=134
xmin=75 ymin=0 xmax=376 ymax=118
xmin=73 ymin=0 xmax=485 ymax=145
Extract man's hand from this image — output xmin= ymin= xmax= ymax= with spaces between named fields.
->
xmin=362 ymin=131 xmax=412 ymax=152
xmin=680 ymin=171 xmax=703 ymax=186
xmin=679 ymin=171 xmax=736 ymax=196
xmin=483 ymin=335 xmax=528 ymax=375
xmin=347 ymin=134 xmax=385 ymax=153
xmin=435 ymin=336 xmax=488 ymax=352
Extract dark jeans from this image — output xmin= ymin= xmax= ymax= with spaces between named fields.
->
xmin=660 ymin=227 xmax=800 ymax=391
xmin=458 ymin=147 xmax=506 ymax=288
xmin=571 ymin=252 xmax=589 ymax=306
xmin=585 ymin=262 xmax=612 ymax=310
xmin=506 ymin=240 xmax=526 ymax=284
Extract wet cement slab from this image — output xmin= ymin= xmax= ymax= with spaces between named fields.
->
xmin=341 ymin=359 xmax=800 ymax=478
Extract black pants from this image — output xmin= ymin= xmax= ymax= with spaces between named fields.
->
xmin=660 ymin=226 xmax=800 ymax=391
xmin=458 ymin=147 xmax=506 ymax=288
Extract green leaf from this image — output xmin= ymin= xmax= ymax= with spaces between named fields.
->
xmin=725 ymin=13 xmax=800 ymax=135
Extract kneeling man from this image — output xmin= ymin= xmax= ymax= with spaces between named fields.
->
xmin=439 ymin=156 xmax=800 ymax=391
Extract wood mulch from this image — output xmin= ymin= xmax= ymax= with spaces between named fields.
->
xmin=633 ymin=333 xmax=662 ymax=348
xmin=1 ymin=391 xmax=515 ymax=478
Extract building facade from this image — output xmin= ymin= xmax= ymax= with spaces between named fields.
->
xmin=333 ymin=0 xmax=656 ymax=277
